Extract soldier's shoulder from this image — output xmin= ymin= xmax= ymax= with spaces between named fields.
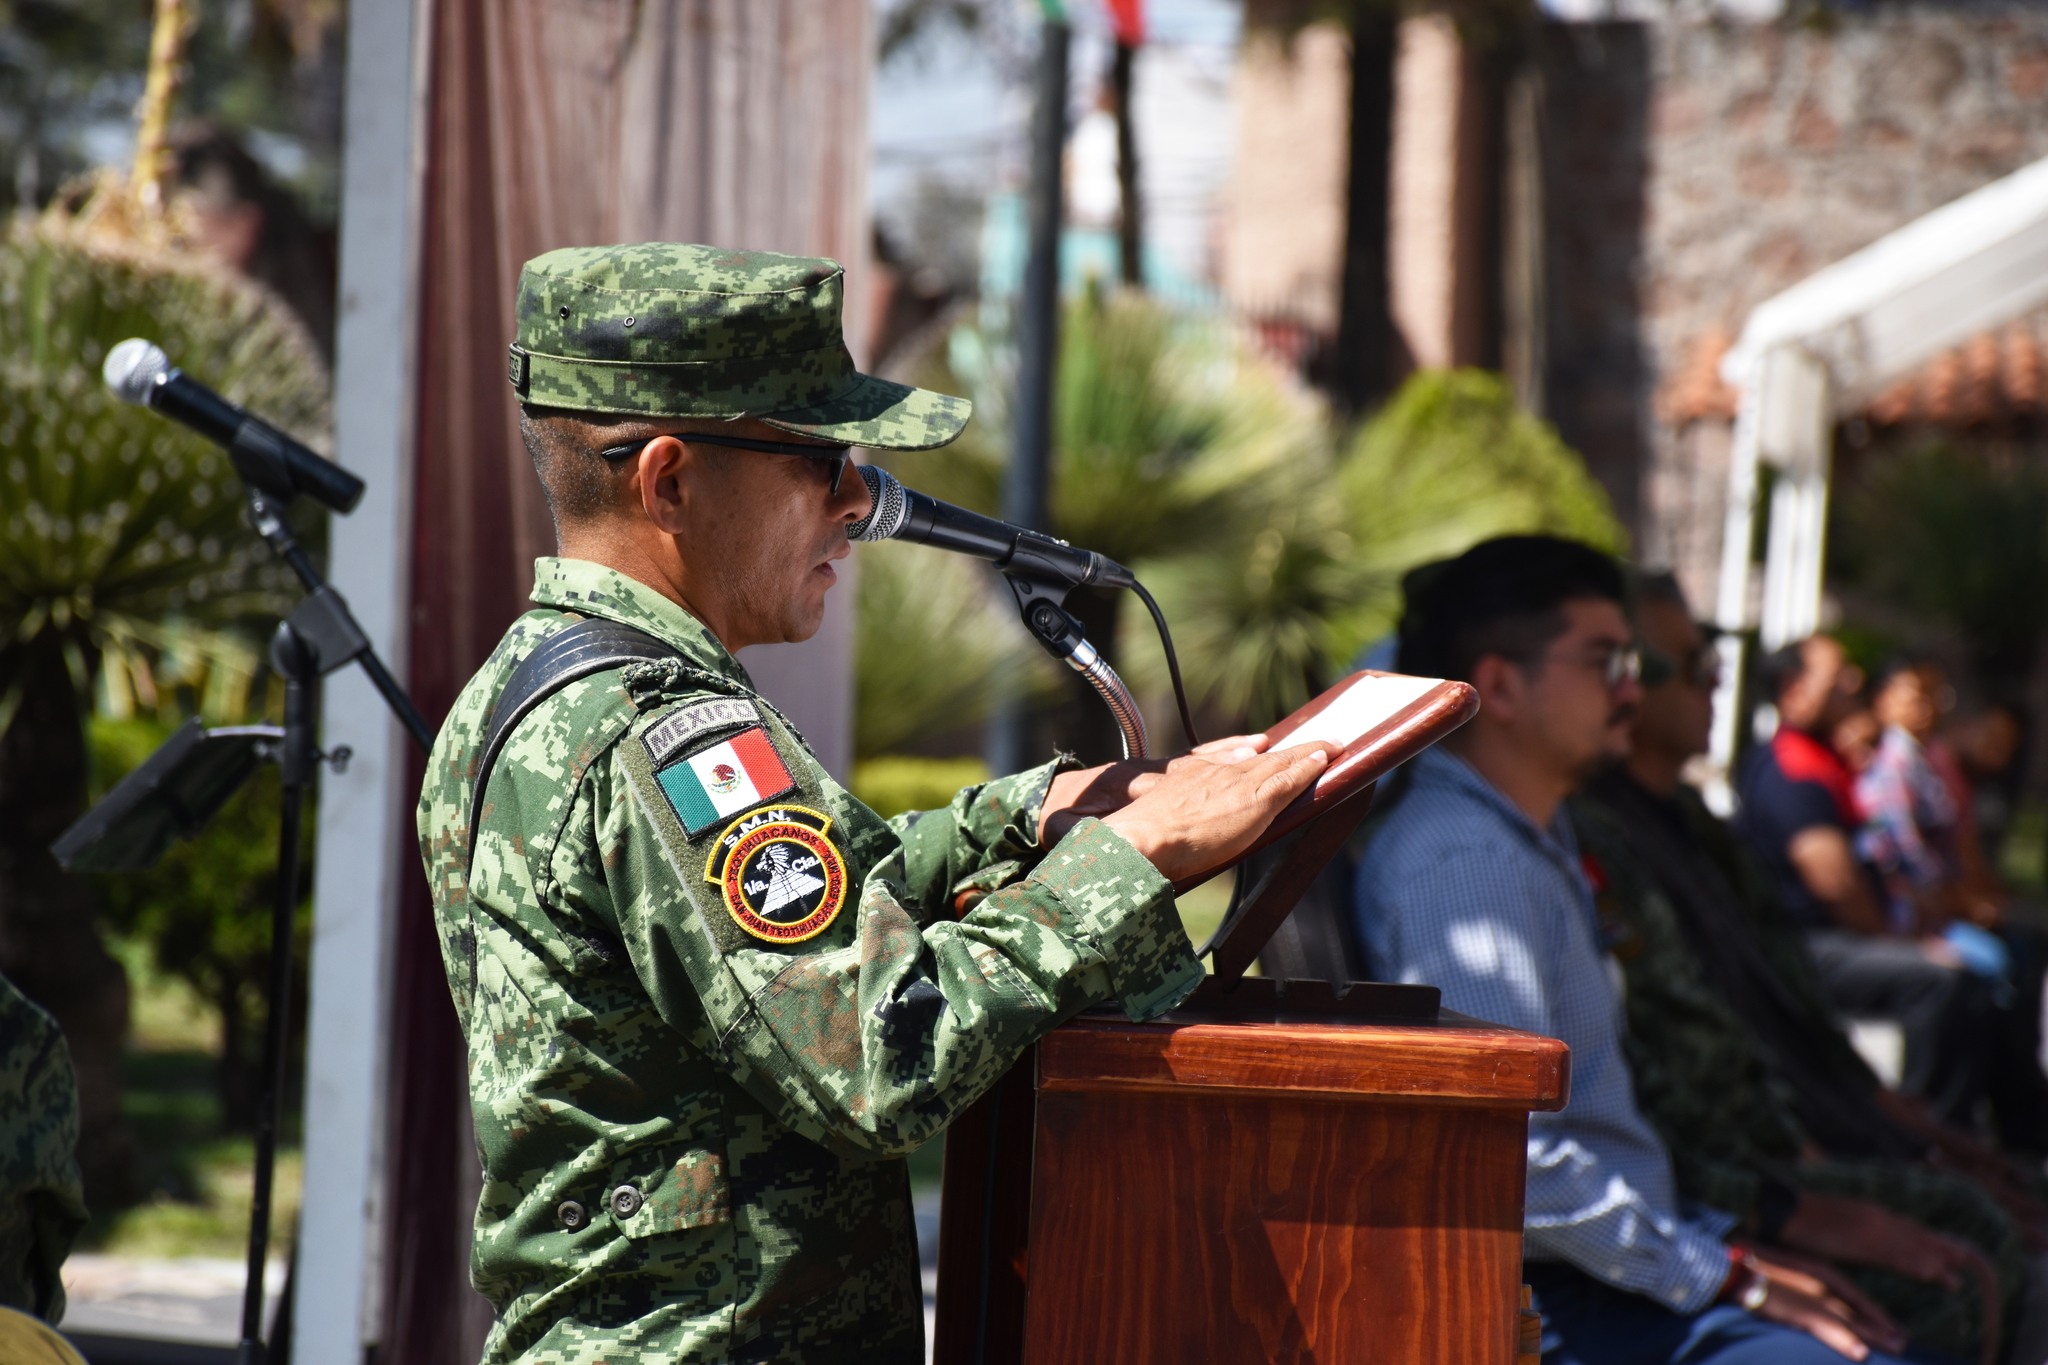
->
xmin=0 ymin=973 xmax=60 ymax=1061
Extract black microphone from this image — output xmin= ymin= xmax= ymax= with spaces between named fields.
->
xmin=103 ymin=338 xmax=364 ymax=515
xmin=847 ymin=464 xmax=1133 ymax=590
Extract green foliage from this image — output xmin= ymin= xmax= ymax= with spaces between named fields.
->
xmin=1832 ymin=441 xmax=2048 ymax=687
xmin=1327 ymin=368 xmax=1628 ymax=658
xmin=886 ymin=295 xmax=1336 ymax=734
xmin=890 ymin=294 xmax=1306 ymax=544
xmin=1124 ymin=503 xmax=1365 ymax=730
xmin=853 ymin=541 xmax=1059 ymax=758
xmin=0 ymin=221 xmax=329 ymax=723
xmin=864 ymin=315 xmax=1623 ymax=743
xmin=849 ymin=755 xmax=994 ymax=821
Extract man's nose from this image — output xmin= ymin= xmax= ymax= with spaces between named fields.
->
xmin=835 ymin=459 xmax=873 ymax=523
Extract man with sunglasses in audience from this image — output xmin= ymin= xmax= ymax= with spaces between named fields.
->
xmin=416 ymin=243 xmax=1332 ymax=1363
xmin=1356 ymin=536 xmax=1938 ymax=1364
xmin=1572 ymin=573 xmax=2048 ymax=1365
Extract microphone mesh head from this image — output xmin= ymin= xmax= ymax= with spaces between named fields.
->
xmin=104 ymin=338 xmax=169 ymax=406
xmin=847 ymin=464 xmax=908 ymax=542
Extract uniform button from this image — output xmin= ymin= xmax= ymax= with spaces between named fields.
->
xmin=610 ymin=1184 xmax=644 ymax=1219
xmin=557 ymin=1200 xmax=586 ymax=1230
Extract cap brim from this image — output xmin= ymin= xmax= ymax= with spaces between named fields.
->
xmin=756 ymin=371 xmax=971 ymax=451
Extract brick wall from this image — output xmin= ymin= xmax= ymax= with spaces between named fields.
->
xmin=1534 ymin=10 xmax=2048 ymax=604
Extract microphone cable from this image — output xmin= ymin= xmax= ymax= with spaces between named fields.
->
xmin=1129 ymin=576 xmax=1202 ymax=752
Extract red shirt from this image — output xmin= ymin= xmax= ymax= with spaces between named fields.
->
xmin=1770 ymin=727 xmax=1861 ymax=826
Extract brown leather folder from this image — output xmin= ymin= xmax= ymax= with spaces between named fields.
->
xmin=1179 ymin=669 xmax=1478 ymax=990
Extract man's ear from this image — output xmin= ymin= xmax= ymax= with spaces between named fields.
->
xmin=1469 ymin=653 xmax=1526 ymax=726
xmin=634 ymin=435 xmax=694 ymax=534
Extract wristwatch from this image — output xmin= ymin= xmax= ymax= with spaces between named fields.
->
xmin=1718 ymin=1246 xmax=1770 ymax=1312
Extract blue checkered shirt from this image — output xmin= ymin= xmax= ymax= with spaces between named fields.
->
xmin=1355 ymin=747 xmax=1735 ymax=1312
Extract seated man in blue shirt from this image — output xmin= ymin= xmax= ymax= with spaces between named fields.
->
xmin=1355 ymin=536 xmax=1934 ymax=1365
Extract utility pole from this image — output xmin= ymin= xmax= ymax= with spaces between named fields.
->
xmin=987 ymin=11 xmax=1070 ymax=775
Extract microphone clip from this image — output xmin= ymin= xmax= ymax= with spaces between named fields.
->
xmin=1001 ymin=567 xmax=1151 ymax=760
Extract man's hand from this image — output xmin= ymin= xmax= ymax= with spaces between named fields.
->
xmin=1037 ymin=734 xmax=1271 ymax=846
xmin=1777 ymin=1190 xmax=1988 ymax=1290
xmin=1096 ymin=741 xmax=1333 ymax=884
xmin=1745 ymin=1246 xmax=1907 ymax=1360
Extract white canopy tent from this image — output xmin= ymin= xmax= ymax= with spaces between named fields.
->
xmin=1708 ymin=153 xmax=2048 ymax=787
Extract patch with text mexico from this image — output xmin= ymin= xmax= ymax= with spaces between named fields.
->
xmin=655 ymin=726 xmax=797 ymax=836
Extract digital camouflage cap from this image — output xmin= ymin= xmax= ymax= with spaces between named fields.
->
xmin=508 ymin=242 xmax=971 ymax=450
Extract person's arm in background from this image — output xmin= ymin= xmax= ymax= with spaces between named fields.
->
xmin=1786 ymin=825 xmax=1894 ymax=937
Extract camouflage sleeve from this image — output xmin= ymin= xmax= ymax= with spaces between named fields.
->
xmin=1666 ymin=1151 xmax=1766 ymax=1233
xmin=601 ymin=741 xmax=1200 ymax=1162
xmin=0 ymin=977 xmax=87 ymax=1322
xmin=885 ymin=762 xmax=1066 ymax=915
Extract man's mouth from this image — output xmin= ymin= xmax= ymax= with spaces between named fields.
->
xmin=814 ymin=539 xmax=850 ymax=584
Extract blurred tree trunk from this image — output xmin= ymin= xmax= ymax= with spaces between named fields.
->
xmin=1113 ymin=40 xmax=1144 ymax=289
xmin=0 ymin=635 xmax=137 ymax=1205
xmin=1329 ymin=6 xmax=1398 ymax=417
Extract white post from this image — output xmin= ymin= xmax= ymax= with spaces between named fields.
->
xmin=295 ymin=0 xmax=426 ymax=1359
xmin=1705 ymin=364 xmax=1764 ymax=811
xmin=1755 ymin=347 xmax=1833 ymax=649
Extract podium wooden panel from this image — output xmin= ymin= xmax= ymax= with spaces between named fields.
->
xmin=934 ymin=1006 xmax=1570 ymax=1365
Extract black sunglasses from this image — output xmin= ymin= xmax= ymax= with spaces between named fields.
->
xmin=1640 ymin=641 xmax=1722 ymax=690
xmin=599 ymin=433 xmax=852 ymax=495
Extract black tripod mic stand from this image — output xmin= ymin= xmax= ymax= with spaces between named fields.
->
xmin=55 ymin=474 xmax=434 ymax=1365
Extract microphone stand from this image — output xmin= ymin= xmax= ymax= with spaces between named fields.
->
xmin=244 ymin=490 xmax=433 ymax=752
xmin=228 ymin=487 xmax=433 ymax=1365
xmin=1001 ymin=570 xmax=1149 ymax=761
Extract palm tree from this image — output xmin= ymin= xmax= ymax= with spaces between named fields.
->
xmin=887 ymin=291 xmax=1321 ymax=755
xmin=0 ymin=215 xmax=328 ymax=1197
xmin=1326 ymin=367 xmax=1627 ymax=658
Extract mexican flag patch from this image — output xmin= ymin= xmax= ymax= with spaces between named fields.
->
xmin=656 ymin=727 xmax=797 ymax=835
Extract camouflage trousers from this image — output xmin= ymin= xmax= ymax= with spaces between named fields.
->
xmin=1793 ymin=1159 xmax=2023 ymax=1362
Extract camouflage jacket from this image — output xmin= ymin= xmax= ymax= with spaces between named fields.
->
xmin=0 ymin=973 xmax=86 ymax=1323
xmin=418 ymin=558 xmax=1200 ymax=1364
xmin=1568 ymin=788 xmax=1811 ymax=1227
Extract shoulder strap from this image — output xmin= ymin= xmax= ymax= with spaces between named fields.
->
xmin=466 ymin=617 xmax=680 ymax=868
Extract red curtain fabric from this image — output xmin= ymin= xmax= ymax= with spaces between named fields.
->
xmin=384 ymin=4 xmax=872 ymax=1359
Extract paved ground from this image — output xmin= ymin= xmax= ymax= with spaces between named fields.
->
xmin=61 ymin=1256 xmax=280 ymax=1346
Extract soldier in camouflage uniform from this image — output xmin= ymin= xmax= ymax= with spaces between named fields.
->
xmin=418 ymin=243 xmax=1331 ymax=1363
xmin=0 ymin=971 xmax=86 ymax=1324
xmin=1570 ymin=574 xmax=2048 ymax=1363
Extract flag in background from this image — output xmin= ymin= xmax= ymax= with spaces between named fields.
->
xmin=1107 ymin=0 xmax=1144 ymax=45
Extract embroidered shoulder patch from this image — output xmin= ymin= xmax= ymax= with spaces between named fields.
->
xmin=641 ymin=697 xmax=761 ymax=768
xmin=654 ymin=726 xmax=798 ymax=836
xmin=703 ymin=805 xmax=846 ymax=944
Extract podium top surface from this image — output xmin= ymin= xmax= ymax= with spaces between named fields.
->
xmin=1041 ymin=1010 xmax=1570 ymax=1113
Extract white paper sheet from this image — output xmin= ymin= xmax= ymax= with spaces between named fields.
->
xmin=1278 ymin=673 xmax=1441 ymax=752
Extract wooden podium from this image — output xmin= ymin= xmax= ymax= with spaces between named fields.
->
xmin=932 ymin=672 xmax=1565 ymax=1362
xmin=932 ymin=991 xmax=1569 ymax=1363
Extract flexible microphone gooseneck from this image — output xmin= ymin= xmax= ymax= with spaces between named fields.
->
xmin=848 ymin=464 xmax=1201 ymax=755
xmin=103 ymin=337 xmax=365 ymax=515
